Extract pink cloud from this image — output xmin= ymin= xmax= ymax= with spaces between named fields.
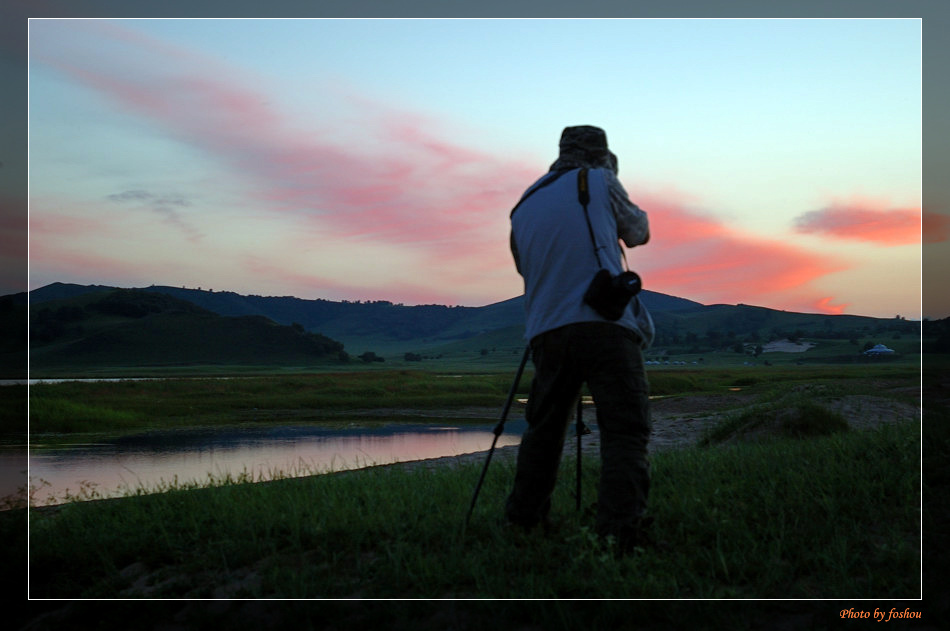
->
xmin=633 ymin=193 xmax=848 ymax=308
xmin=240 ymin=255 xmax=358 ymax=300
xmin=813 ymin=297 xmax=850 ymax=315
xmin=29 ymin=212 xmax=112 ymax=237
xmin=28 ymin=198 xmax=168 ymax=289
xmin=793 ymin=199 xmax=921 ymax=245
xmin=241 ymin=255 xmax=462 ymax=305
xmin=29 ymin=22 xmax=863 ymax=313
xmin=29 ymin=240 xmax=135 ymax=285
xmin=28 ymin=196 xmax=126 ymax=244
xmin=32 ymin=22 xmax=536 ymax=263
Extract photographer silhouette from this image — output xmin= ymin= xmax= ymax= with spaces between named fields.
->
xmin=505 ymin=125 xmax=655 ymax=553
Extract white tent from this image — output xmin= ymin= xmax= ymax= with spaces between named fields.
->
xmin=863 ymin=344 xmax=896 ymax=355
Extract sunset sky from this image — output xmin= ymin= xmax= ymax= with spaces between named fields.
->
xmin=27 ymin=18 xmax=926 ymax=319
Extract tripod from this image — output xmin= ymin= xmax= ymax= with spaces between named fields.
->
xmin=465 ymin=345 xmax=592 ymax=527
xmin=574 ymin=396 xmax=591 ymax=512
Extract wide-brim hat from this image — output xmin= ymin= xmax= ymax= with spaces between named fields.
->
xmin=559 ymin=125 xmax=609 ymax=156
xmin=551 ymin=125 xmax=618 ymax=173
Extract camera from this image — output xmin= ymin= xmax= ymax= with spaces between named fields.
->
xmin=583 ymin=269 xmax=642 ymax=321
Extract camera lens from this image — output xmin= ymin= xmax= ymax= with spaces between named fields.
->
xmin=615 ymin=271 xmax=641 ymax=295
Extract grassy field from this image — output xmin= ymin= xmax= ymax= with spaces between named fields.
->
xmin=25 ymin=363 xmax=921 ymax=437
xmin=25 ymin=371 xmax=519 ymax=436
xmin=26 ymin=416 xmax=921 ymax=600
xmin=7 ymin=322 xmax=942 ymax=628
xmin=19 ymin=364 xmax=927 ymax=596
xmin=22 ymin=328 xmax=925 ymax=379
xmin=8 ymin=357 xmax=943 ymax=628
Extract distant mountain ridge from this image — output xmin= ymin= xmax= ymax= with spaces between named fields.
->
xmin=26 ymin=283 xmax=706 ymax=352
xmin=22 ymin=282 xmax=918 ymax=362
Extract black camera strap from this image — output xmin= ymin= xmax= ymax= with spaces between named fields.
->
xmin=579 ymin=168 xmax=641 ymax=318
xmin=511 ymin=167 xmax=629 ymax=271
xmin=578 ymin=168 xmax=629 ymax=272
xmin=577 ymin=168 xmax=603 ymax=268
xmin=509 ymin=169 xmax=571 ymax=218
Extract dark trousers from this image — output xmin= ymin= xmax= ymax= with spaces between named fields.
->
xmin=504 ymin=322 xmax=651 ymax=537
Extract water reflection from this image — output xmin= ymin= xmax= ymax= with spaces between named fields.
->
xmin=1 ymin=450 xmax=28 ymax=506
xmin=27 ymin=421 xmax=526 ymax=507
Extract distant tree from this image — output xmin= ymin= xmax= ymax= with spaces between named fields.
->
xmin=754 ymin=344 xmax=764 ymax=358
xmin=404 ymin=352 xmax=423 ymax=362
xmin=480 ymin=348 xmax=489 ymax=356
xmin=360 ymin=351 xmax=385 ymax=363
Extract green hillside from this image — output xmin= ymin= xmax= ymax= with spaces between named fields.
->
xmin=405 ymin=302 xmax=919 ymax=359
xmin=29 ymin=289 xmax=347 ymax=375
xmin=20 ymin=282 xmax=927 ymax=372
xmin=27 ymin=283 xmax=705 ymax=355
xmin=654 ymin=303 xmax=919 ymax=346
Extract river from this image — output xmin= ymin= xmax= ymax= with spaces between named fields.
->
xmin=17 ymin=421 xmax=527 ymax=507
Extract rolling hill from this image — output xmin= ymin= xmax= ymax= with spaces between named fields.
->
xmin=26 ymin=283 xmax=707 ymax=356
xmin=27 ymin=288 xmax=347 ymax=373
xmin=11 ymin=281 xmax=923 ymax=374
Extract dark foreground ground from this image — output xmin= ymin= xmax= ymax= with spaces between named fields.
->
xmin=9 ymin=363 xmax=949 ymax=630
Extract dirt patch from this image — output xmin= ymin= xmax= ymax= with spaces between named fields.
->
xmin=650 ymin=392 xmax=919 ymax=450
xmin=761 ymin=339 xmax=816 ymax=353
xmin=378 ymin=391 xmax=920 ymax=474
xmin=650 ymin=392 xmax=757 ymax=416
xmin=822 ymin=395 xmax=921 ymax=431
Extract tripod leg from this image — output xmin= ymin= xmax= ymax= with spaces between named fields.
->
xmin=465 ymin=345 xmax=531 ymax=528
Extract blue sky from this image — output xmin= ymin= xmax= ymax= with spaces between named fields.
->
xmin=27 ymin=18 xmax=925 ymax=318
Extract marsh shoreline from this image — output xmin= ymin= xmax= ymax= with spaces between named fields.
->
xmin=25 ymin=387 xmax=919 ymax=515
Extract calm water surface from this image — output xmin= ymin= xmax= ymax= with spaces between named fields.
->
xmin=25 ymin=421 xmax=527 ymax=506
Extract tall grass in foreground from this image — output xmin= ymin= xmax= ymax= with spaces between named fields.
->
xmin=28 ymin=421 xmax=920 ymax=599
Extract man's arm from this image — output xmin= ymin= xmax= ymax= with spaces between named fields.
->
xmin=605 ymin=169 xmax=649 ymax=247
xmin=510 ymin=230 xmax=523 ymax=276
